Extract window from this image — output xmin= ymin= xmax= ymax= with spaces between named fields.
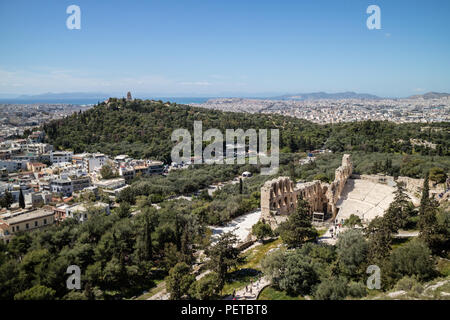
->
xmin=35 ymin=221 xmax=38 ymax=227
xmin=26 ymin=223 xmax=29 ymax=229
xmin=43 ymin=219 xmax=47 ymax=225
xmin=16 ymin=226 xmax=19 ymax=231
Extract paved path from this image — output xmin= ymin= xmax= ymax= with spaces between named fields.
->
xmin=146 ymin=282 xmax=170 ymax=300
xmin=318 ymin=224 xmax=346 ymax=245
xmin=394 ymin=230 xmax=419 ymax=238
xmin=210 ymin=210 xmax=261 ymax=243
xmin=146 ymin=269 xmax=212 ymax=300
xmin=225 ymin=277 xmax=270 ymax=300
xmin=319 ymin=227 xmax=419 ymax=245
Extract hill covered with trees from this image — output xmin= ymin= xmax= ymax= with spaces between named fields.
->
xmin=43 ymin=98 xmax=449 ymax=163
xmin=43 ymin=98 xmax=328 ymax=162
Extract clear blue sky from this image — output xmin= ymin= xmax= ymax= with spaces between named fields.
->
xmin=1 ymin=0 xmax=449 ymax=97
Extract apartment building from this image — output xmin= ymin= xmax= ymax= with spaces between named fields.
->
xmin=0 ymin=208 xmax=55 ymax=243
xmin=72 ymin=153 xmax=90 ymax=165
xmin=84 ymin=153 xmax=107 ymax=173
xmin=27 ymin=131 xmax=45 ymax=143
xmin=147 ymin=161 xmax=164 ymax=175
xmin=50 ymin=151 xmax=73 ymax=164
xmin=24 ymin=191 xmax=52 ymax=208
xmin=26 ymin=162 xmax=47 ymax=172
xmin=25 ymin=143 xmax=53 ymax=155
xmin=50 ymin=178 xmax=73 ymax=196
xmin=70 ymin=175 xmax=91 ymax=192
xmin=94 ymin=178 xmax=128 ymax=196
xmin=119 ymin=166 xmax=135 ymax=182
xmin=0 ymin=159 xmax=27 ymax=172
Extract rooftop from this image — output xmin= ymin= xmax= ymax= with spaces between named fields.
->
xmin=6 ymin=209 xmax=54 ymax=225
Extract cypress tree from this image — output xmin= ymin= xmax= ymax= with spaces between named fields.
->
xmin=19 ymin=189 xmax=25 ymax=209
xmin=419 ymin=172 xmax=430 ymax=216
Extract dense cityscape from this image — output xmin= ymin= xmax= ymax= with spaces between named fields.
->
xmin=0 ymin=103 xmax=91 ymax=137
xmin=194 ymin=94 xmax=450 ymax=124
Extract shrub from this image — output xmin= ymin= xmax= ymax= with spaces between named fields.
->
xmin=347 ymin=281 xmax=367 ymax=298
xmin=394 ymin=276 xmax=424 ymax=294
xmin=278 ymin=252 xmax=319 ymax=296
xmin=314 ymin=277 xmax=348 ymax=300
xmin=336 ymin=229 xmax=368 ymax=278
xmin=14 ymin=285 xmax=56 ymax=300
xmin=389 ymin=240 xmax=435 ymax=281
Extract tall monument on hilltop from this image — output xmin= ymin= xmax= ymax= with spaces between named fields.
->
xmin=126 ymin=91 xmax=132 ymax=101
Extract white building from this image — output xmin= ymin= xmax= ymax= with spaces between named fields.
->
xmin=56 ymin=202 xmax=110 ymax=222
xmin=84 ymin=153 xmax=107 ymax=173
xmin=50 ymin=151 xmax=73 ymax=164
xmin=0 ymin=160 xmax=28 ymax=172
xmin=50 ymin=178 xmax=73 ymax=196
xmin=94 ymin=178 xmax=128 ymax=196
xmin=25 ymin=143 xmax=53 ymax=155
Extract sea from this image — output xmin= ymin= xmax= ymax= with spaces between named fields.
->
xmin=0 ymin=97 xmax=212 ymax=106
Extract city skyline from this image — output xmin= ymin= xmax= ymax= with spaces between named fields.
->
xmin=1 ymin=0 xmax=450 ymax=97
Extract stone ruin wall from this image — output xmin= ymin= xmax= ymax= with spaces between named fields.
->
xmin=261 ymin=154 xmax=353 ymax=226
xmin=325 ymin=154 xmax=353 ymax=217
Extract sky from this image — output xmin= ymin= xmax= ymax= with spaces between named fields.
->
xmin=0 ymin=0 xmax=449 ymax=98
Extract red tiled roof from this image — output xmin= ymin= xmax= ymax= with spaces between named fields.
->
xmin=63 ymin=197 xmax=73 ymax=203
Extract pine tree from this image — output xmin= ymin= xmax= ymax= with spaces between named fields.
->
xmin=1 ymin=190 xmax=14 ymax=209
xmin=206 ymin=232 xmax=241 ymax=292
xmin=418 ymin=197 xmax=439 ymax=251
xmin=141 ymin=210 xmax=153 ymax=261
xmin=366 ymin=216 xmax=392 ymax=264
xmin=166 ymin=262 xmax=195 ymax=300
xmin=384 ymin=182 xmax=413 ymax=232
xmin=279 ymin=196 xmax=318 ymax=248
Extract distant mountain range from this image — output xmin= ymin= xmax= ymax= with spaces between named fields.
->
xmin=407 ymin=92 xmax=450 ymax=99
xmin=270 ymin=91 xmax=450 ymax=101
xmin=269 ymin=91 xmax=381 ymax=100
xmin=4 ymin=91 xmax=450 ymax=103
xmin=15 ymin=92 xmax=110 ymax=100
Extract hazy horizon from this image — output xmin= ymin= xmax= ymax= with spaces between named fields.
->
xmin=1 ymin=89 xmax=449 ymax=102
